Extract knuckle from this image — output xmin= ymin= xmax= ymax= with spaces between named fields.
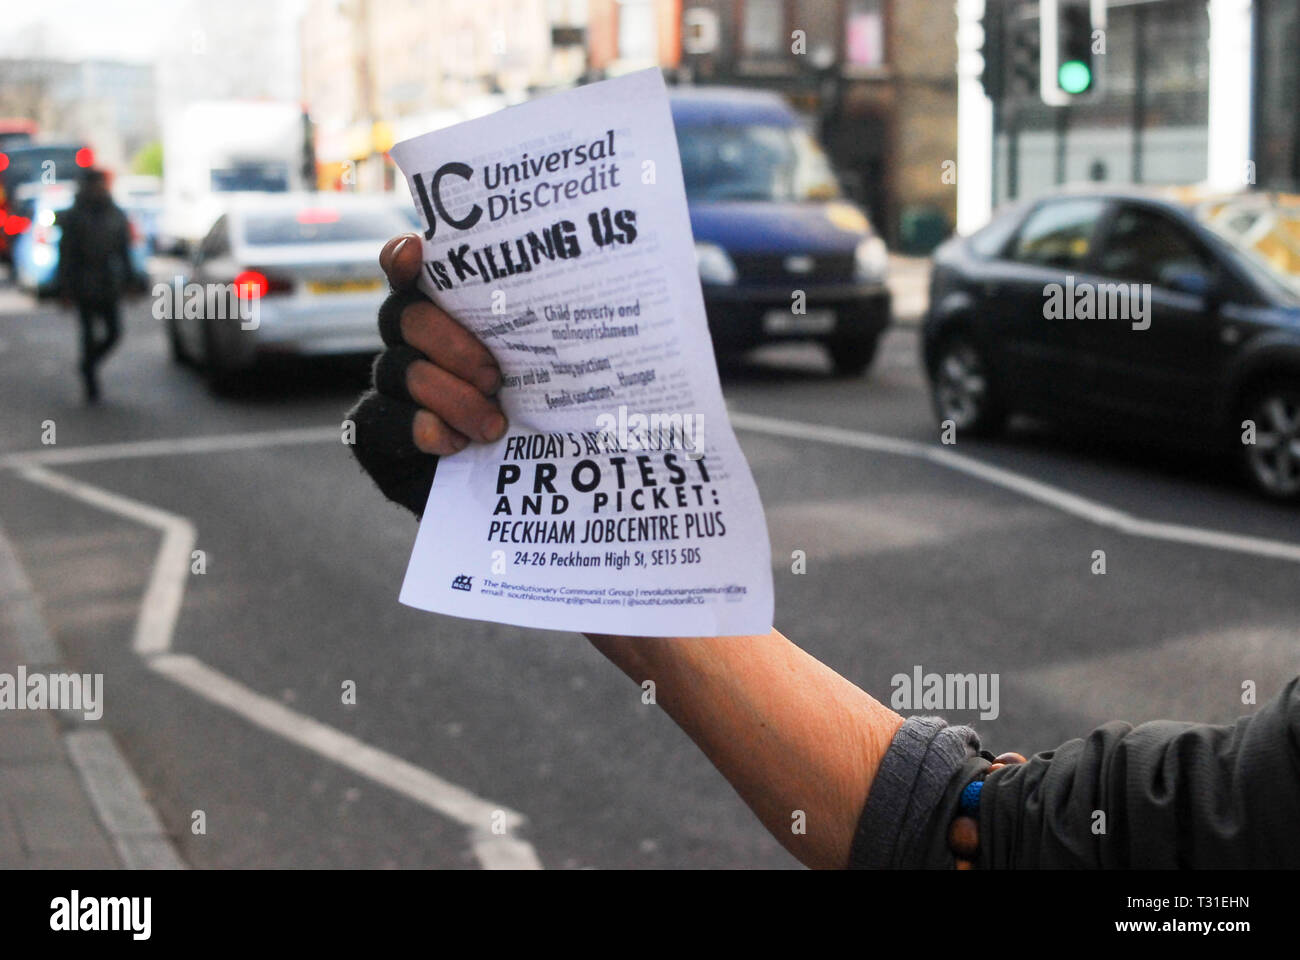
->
xmin=404 ymin=358 xmax=440 ymax=403
xmin=398 ymin=301 xmax=431 ymax=345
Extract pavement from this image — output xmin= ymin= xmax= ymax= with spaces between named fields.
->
xmin=0 ymin=514 xmax=183 ymax=869
xmin=0 ymin=260 xmax=1295 ymax=870
xmin=886 ymin=253 xmax=930 ymax=324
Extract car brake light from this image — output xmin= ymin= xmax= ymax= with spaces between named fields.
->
xmin=296 ymin=208 xmax=340 ymax=224
xmin=0 ymin=153 xmax=8 ymax=172
xmin=234 ymin=269 xmax=269 ymax=299
xmin=4 ymin=214 xmax=31 ymax=235
xmin=75 ymin=147 xmax=94 ymax=168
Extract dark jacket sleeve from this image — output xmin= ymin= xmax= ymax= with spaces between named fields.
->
xmin=117 ymin=209 xmax=135 ymax=285
xmin=979 ymin=676 xmax=1300 ymax=868
xmin=849 ymin=677 xmax=1300 ymax=869
xmin=847 ymin=716 xmax=987 ymax=868
xmin=56 ymin=207 xmax=78 ymax=296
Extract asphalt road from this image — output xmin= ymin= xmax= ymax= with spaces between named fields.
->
xmin=1 ymin=280 xmax=1296 ymax=869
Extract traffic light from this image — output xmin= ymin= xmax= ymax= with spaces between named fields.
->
xmin=1007 ymin=7 xmax=1040 ymax=100
xmin=978 ymin=0 xmax=1005 ymax=103
xmin=1041 ymin=0 xmax=1105 ymax=105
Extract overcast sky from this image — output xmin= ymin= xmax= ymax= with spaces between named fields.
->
xmin=0 ymin=0 xmax=305 ymax=63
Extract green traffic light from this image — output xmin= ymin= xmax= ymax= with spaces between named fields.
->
xmin=1058 ymin=60 xmax=1092 ymax=94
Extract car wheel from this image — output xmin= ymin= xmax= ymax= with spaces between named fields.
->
xmin=202 ymin=318 xmax=245 ymax=394
xmin=828 ymin=337 xmax=879 ymax=378
xmin=930 ymin=336 xmax=1006 ymax=437
xmin=1238 ymin=381 xmax=1300 ymax=502
xmin=166 ymin=314 xmax=192 ymax=366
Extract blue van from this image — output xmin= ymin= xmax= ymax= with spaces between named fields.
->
xmin=670 ymin=87 xmax=891 ymax=376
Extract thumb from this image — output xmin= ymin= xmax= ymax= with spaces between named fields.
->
xmin=379 ymin=233 xmax=424 ymax=291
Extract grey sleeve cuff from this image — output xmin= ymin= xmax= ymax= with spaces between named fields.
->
xmin=847 ymin=715 xmax=983 ymax=869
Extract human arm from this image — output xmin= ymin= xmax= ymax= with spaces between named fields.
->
xmin=347 ymin=233 xmax=1300 ymax=870
xmin=347 ymin=234 xmax=904 ymax=868
xmin=586 ymin=629 xmax=903 ymax=868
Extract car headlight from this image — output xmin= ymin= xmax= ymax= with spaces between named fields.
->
xmin=854 ymin=235 xmax=888 ymax=283
xmin=695 ymin=242 xmax=737 ymax=286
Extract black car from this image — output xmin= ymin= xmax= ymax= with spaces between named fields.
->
xmin=922 ymin=189 xmax=1300 ymax=501
xmin=671 ymin=88 xmax=892 ymax=376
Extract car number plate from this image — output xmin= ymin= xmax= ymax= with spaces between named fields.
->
xmin=307 ymin=278 xmax=382 ymax=294
xmin=762 ymin=308 xmax=836 ymax=334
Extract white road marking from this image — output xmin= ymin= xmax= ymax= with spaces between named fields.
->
xmin=14 ymin=460 xmax=542 ymax=870
xmin=4 ymin=409 xmax=1296 ymax=870
xmin=19 ymin=464 xmax=195 ymax=656
xmin=0 ymin=425 xmax=338 ymax=471
xmin=151 ymin=653 xmax=537 ymax=866
xmin=729 ymin=410 xmax=1300 ymax=564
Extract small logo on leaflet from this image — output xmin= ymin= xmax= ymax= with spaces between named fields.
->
xmin=451 ymin=574 xmax=474 ymax=592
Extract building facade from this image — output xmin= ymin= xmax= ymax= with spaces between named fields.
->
xmin=0 ymin=58 xmax=157 ymax=173
xmin=980 ymin=0 xmax=1298 ymax=210
xmin=666 ymin=0 xmax=958 ymax=248
xmin=300 ymin=0 xmax=565 ymax=191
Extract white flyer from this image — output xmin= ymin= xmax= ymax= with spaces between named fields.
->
xmin=390 ymin=69 xmax=773 ymax=637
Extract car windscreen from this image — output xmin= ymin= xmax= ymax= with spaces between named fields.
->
xmin=240 ymin=207 xmax=413 ymax=245
xmin=676 ymin=122 xmax=841 ymax=203
xmin=1200 ymin=209 xmax=1300 ymax=304
xmin=211 ymin=161 xmax=291 ymax=192
xmin=1 ymin=147 xmax=80 ymax=194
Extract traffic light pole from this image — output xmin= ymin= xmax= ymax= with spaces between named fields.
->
xmin=1055 ymin=106 xmax=1069 ymax=185
xmin=957 ymin=0 xmax=995 ymax=233
xmin=1132 ymin=3 xmax=1147 ymax=183
xmin=1006 ymin=102 xmax=1019 ymax=201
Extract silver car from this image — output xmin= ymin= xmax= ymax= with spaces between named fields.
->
xmin=168 ymin=193 xmax=415 ymax=391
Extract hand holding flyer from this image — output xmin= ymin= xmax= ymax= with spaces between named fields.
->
xmin=390 ymin=69 xmax=773 ymax=637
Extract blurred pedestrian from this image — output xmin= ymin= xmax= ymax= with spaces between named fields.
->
xmin=57 ymin=168 xmax=135 ymax=403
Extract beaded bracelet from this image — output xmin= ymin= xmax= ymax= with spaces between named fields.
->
xmin=949 ymin=751 xmax=1026 ymax=869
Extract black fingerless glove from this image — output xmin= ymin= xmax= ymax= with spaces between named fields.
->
xmin=346 ymin=288 xmax=438 ymax=518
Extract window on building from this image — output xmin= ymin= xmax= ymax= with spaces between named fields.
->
xmin=845 ymin=0 xmax=885 ymax=68
xmin=742 ymin=0 xmax=784 ymax=57
xmin=1256 ymin=0 xmax=1300 ymax=190
xmin=617 ymin=0 xmax=657 ymax=62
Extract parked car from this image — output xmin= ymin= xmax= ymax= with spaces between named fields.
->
xmin=922 ymin=187 xmax=1300 ymax=501
xmin=670 ymin=87 xmax=891 ymax=376
xmin=114 ymin=174 xmax=164 ymax=255
xmin=0 ymin=141 xmax=92 ymax=265
xmin=172 ymin=193 xmax=411 ymax=391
